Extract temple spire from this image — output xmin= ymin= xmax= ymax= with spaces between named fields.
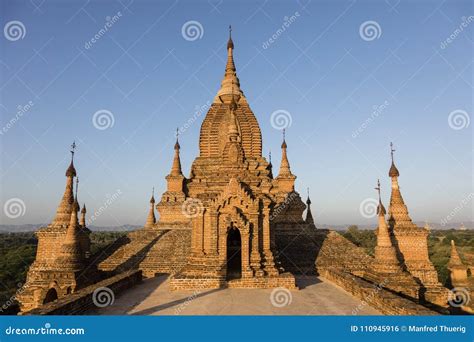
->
xmin=277 ymin=129 xmax=292 ymax=177
xmin=58 ymin=181 xmax=83 ymax=269
xmin=387 ymin=143 xmax=413 ymax=226
xmin=267 ymin=151 xmax=273 ymax=178
xmin=305 ymin=187 xmax=314 ymax=225
xmin=52 ymin=142 xmax=77 ymax=226
xmin=80 ymin=204 xmax=86 ymax=227
xmin=214 ymin=26 xmax=246 ymax=104
xmin=170 ymin=128 xmax=183 ymax=176
xmin=375 ymin=180 xmax=391 ymax=247
xmin=145 ymin=187 xmax=156 ymax=228
xmin=448 ymin=240 xmax=464 ymax=268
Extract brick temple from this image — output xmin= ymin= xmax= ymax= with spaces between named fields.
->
xmin=17 ymin=29 xmax=468 ymax=315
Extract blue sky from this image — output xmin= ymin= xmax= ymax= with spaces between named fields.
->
xmin=0 ymin=0 xmax=472 ymax=227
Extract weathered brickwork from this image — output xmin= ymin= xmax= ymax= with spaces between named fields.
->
xmin=22 ymin=271 xmax=142 ymax=315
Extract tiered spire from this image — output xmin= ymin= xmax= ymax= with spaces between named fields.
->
xmin=170 ymin=128 xmax=183 ymax=176
xmin=305 ymin=188 xmax=314 ymax=225
xmin=145 ymin=187 xmax=156 ymax=228
xmin=52 ymin=142 xmax=77 ymax=226
xmin=267 ymin=151 xmax=273 ymax=178
xmin=214 ymin=25 xmax=246 ymax=104
xmin=387 ymin=142 xmax=413 ymax=226
xmin=277 ymin=129 xmax=293 ymax=177
xmin=448 ymin=240 xmax=464 ymax=268
xmin=58 ymin=180 xmax=84 ymax=270
xmin=80 ymin=204 xmax=87 ymax=227
xmin=372 ymin=179 xmax=403 ymax=272
xmin=375 ymin=180 xmax=391 ymax=248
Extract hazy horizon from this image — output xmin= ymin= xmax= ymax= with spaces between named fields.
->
xmin=1 ymin=0 xmax=472 ymax=226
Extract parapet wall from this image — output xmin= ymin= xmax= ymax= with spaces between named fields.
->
xmin=22 ymin=270 xmax=142 ymax=315
xmin=319 ymin=269 xmax=438 ymax=315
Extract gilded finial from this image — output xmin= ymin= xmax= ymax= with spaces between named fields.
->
xmin=150 ymin=186 xmax=155 ymax=203
xmin=375 ymin=179 xmax=381 ymax=201
xmin=375 ymin=179 xmax=385 ymax=215
xmin=390 ymin=142 xmax=395 ymax=163
xmin=71 ymin=141 xmax=76 ymax=161
xmin=174 ymin=128 xmax=180 ymax=150
xmin=227 ymin=25 xmax=234 ymax=50
xmin=389 ymin=142 xmax=400 ymax=177
xmin=281 ymin=129 xmax=287 ymax=149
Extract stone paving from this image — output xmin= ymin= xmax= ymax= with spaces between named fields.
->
xmin=96 ymin=275 xmax=380 ymax=315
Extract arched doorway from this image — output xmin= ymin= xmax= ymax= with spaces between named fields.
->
xmin=227 ymin=227 xmax=242 ymax=280
xmin=43 ymin=288 xmax=58 ymax=304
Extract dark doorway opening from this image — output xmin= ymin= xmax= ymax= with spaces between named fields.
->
xmin=43 ymin=288 xmax=58 ymax=304
xmin=226 ymin=227 xmax=241 ymax=280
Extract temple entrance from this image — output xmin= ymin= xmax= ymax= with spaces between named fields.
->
xmin=43 ymin=288 xmax=58 ymax=304
xmin=226 ymin=227 xmax=242 ymax=280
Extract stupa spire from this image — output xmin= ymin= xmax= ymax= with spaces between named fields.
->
xmin=52 ymin=142 xmax=77 ymax=226
xmin=305 ymin=187 xmax=314 ymax=225
xmin=80 ymin=204 xmax=87 ymax=227
xmin=267 ymin=150 xmax=273 ymax=178
xmin=277 ymin=129 xmax=293 ymax=177
xmin=448 ymin=240 xmax=464 ymax=268
xmin=170 ymin=128 xmax=183 ymax=176
xmin=387 ymin=143 xmax=413 ymax=226
xmin=374 ymin=180 xmax=392 ymax=247
xmin=58 ymin=179 xmax=84 ymax=269
xmin=145 ymin=187 xmax=156 ymax=228
xmin=214 ymin=26 xmax=246 ymax=104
